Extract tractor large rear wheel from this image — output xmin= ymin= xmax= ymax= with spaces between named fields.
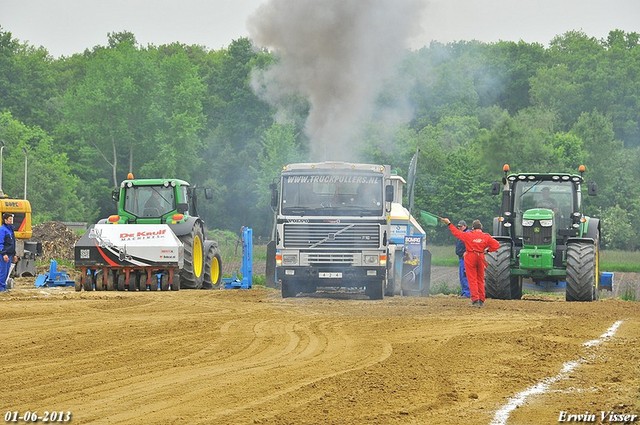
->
xmin=179 ymin=225 xmax=205 ymax=289
xmin=566 ymin=242 xmax=597 ymax=301
xmin=202 ymin=246 xmax=222 ymax=289
xmin=485 ymin=242 xmax=512 ymax=299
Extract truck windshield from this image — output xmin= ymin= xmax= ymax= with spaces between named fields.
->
xmin=281 ymin=173 xmax=383 ymax=216
xmin=124 ymin=186 xmax=175 ymax=217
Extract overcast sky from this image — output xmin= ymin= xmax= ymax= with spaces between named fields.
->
xmin=1 ymin=0 xmax=639 ymax=58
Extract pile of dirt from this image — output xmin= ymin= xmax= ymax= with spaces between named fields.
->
xmin=31 ymin=221 xmax=80 ymax=264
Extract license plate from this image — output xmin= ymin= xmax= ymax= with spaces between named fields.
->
xmin=319 ymin=272 xmax=342 ymax=278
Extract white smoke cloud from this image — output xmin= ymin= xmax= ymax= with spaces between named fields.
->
xmin=248 ymin=0 xmax=426 ymax=161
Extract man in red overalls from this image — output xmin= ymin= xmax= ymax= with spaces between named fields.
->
xmin=442 ymin=218 xmax=500 ymax=307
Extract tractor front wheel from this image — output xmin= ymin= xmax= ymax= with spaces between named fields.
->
xmin=566 ymin=242 xmax=597 ymax=301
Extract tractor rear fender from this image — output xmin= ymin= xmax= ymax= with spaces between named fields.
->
xmin=169 ymin=216 xmax=203 ymax=237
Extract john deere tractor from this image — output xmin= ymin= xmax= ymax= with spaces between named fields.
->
xmin=485 ymin=164 xmax=601 ymax=302
xmin=74 ymin=174 xmax=222 ymax=291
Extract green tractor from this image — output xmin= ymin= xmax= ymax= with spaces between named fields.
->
xmin=98 ymin=173 xmax=223 ymax=290
xmin=486 ymin=164 xmax=601 ymax=301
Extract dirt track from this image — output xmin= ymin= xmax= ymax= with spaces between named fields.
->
xmin=1 ymin=276 xmax=639 ymax=425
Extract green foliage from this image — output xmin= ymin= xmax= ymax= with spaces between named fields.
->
xmin=1 ymin=27 xmax=640 ymax=252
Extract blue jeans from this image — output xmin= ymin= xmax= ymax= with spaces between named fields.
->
xmin=458 ymin=257 xmax=470 ymax=297
xmin=0 ymin=259 xmax=11 ymax=291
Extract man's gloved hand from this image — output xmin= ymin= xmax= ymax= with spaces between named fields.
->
xmin=441 ymin=217 xmax=451 ymax=226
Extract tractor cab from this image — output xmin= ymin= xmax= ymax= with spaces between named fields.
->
xmin=108 ymin=173 xmax=209 ymax=224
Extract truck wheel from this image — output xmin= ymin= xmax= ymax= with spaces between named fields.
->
xmin=179 ymin=225 xmax=205 ymax=289
xmin=485 ymin=242 xmax=512 ymax=299
xmin=566 ymin=242 xmax=597 ymax=301
xmin=281 ymin=279 xmax=297 ymax=298
xmin=365 ymin=280 xmax=384 ymax=300
xmin=203 ymin=246 xmax=222 ymax=289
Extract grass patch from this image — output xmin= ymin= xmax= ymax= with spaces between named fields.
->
xmin=427 ymin=244 xmax=458 ymax=267
xmin=429 ymin=281 xmax=460 ymax=296
xmin=600 ymin=250 xmax=640 ymax=272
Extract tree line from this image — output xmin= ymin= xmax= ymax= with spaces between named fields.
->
xmin=0 ymin=28 xmax=639 ymax=249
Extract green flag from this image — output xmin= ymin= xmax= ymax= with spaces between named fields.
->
xmin=420 ymin=210 xmax=440 ymax=227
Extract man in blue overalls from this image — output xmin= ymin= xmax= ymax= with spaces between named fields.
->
xmin=455 ymin=220 xmax=470 ymax=298
xmin=0 ymin=213 xmax=17 ymax=291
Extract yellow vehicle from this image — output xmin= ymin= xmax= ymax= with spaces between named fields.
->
xmin=0 ymin=197 xmax=41 ymax=277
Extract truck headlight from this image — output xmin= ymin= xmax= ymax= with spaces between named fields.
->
xmin=522 ymin=219 xmax=534 ymax=227
xmin=364 ymin=255 xmax=378 ymax=265
xmin=282 ymin=254 xmax=298 ymax=265
xmin=539 ymin=219 xmax=553 ymax=227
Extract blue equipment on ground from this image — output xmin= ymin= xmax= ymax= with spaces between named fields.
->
xmin=223 ymin=227 xmax=253 ymax=289
xmin=35 ymin=259 xmax=75 ymax=287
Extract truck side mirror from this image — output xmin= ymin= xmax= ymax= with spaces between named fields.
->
xmin=588 ymin=181 xmax=597 ymax=196
xmin=491 ymin=181 xmax=501 ymax=196
xmin=111 ymin=188 xmax=120 ymax=202
xmin=385 ymin=185 xmax=394 ymax=203
xmin=204 ymin=188 xmax=213 ymax=200
xmin=270 ymin=183 xmax=278 ymax=209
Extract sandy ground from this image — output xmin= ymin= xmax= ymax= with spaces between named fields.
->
xmin=1 ymin=272 xmax=639 ymax=425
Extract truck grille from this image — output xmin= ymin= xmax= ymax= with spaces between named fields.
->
xmin=283 ymin=223 xmax=380 ymax=249
xmin=522 ymin=223 xmax=553 ymax=245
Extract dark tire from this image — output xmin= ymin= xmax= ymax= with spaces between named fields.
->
xmin=83 ymin=271 xmax=94 ymax=291
xmin=170 ymin=271 xmax=181 ymax=291
xmin=127 ymin=274 xmax=137 ymax=291
xmin=365 ymin=280 xmax=384 ymax=300
xmin=485 ymin=242 xmax=512 ymax=299
xmin=95 ymin=270 xmax=104 ymax=291
xmin=510 ymin=276 xmax=523 ymax=300
xmin=117 ymin=273 xmax=126 ymax=291
xmin=106 ymin=270 xmax=116 ymax=291
xmin=160 ymin=274 xmax=170 ymax=291
xmin=138 ymin=273 xmax=147 ymax=291
xmin=203 ymin=247 xmax=222 ymax=289
xmin=281 ymin=279 xmax=297 ymax=298
xmin=148 ymin=274 xmax=158 ymax=291
xmin=178 ymin=225 xmax=205 ymax=289
xmin=566 ymin=242 xmax=597 ymax=301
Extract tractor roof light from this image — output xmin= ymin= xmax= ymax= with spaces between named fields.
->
xmin=561 ymin=175 xmax=570 ymax=180
xmin=126 ymin=182 xmax=133 ymax=188
xmin=580 ymin=217 xmax=587 ymax=223
xmin=504 ymin=222 xmax=512 ymax=228
xmin=504 ymin=211 xmax=512 ymax=217
xmin=170 ymin=181 xmax=176 ymax=187
xmin=163 ymin=181 xmax=170 ymax=187
xmin=127 ymin=172 xmax=134 ymax=179
xmin=572 ymin=223 xmax=580 ymax=229
xmin=579 ymin=165 xmax=586 ymax=173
